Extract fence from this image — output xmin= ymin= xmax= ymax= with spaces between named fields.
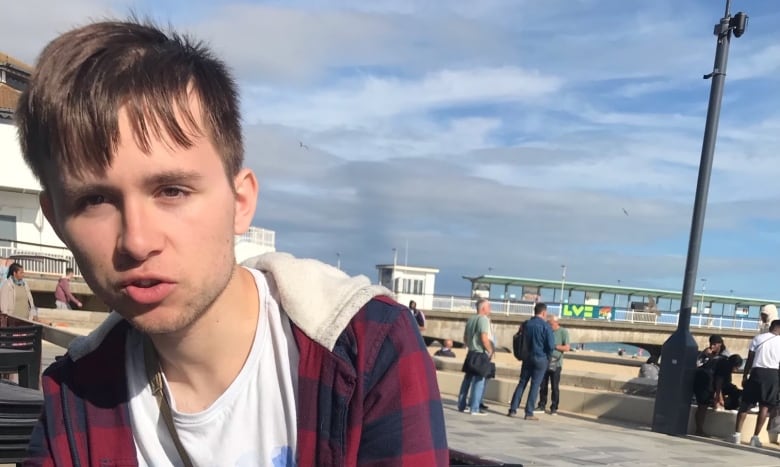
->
xmin=429 ymin=295 xmax=760 ymax=332
xmin=234 ymin=227 xmax=275 ymax=248
xmin=0 ymin=244 xmax=81 ymax=278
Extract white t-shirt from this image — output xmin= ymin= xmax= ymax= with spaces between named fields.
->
xmin=126 ymin=268 xmax=299 ymax=466
xmin=749 ymin=332 xmax=780 ymax=369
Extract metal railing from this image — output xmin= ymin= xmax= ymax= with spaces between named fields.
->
xmin=0 ymin=243 xmax=81 ymax=277
xmin=234 ymin=226 xmax=275 ymax=248
xmin=429 ymin=295 xmax=760 ymax=332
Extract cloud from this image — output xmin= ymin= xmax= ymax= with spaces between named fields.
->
xmin=7 ymin=0 xmax=780 ymax=299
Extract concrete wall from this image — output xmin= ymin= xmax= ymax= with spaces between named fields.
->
xmin=423 ymin=310 xmax=756 ymax=356
xmin=436 ymin=366 xmax=772 ymax=444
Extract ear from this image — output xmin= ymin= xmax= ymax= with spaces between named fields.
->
xmin=40 ymin=191 xmax=65 ymax=242
xmin=232 ymin=168 xmax=259 ymax=235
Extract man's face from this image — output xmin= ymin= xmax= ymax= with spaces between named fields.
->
xmin=13 ymin=267 xmax=24 ymax=281
xmin=549 ymin=319 xmax=560 ymax=331
xmin=761 ymin=312 xmax=769 ymax=323
xmin=43 ymin=99 xmax=257 ymax=335
xmin=709 ymin=342 xmax=722 ymax=353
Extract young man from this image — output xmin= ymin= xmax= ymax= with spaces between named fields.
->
xmin=733 ymin=319 xmax=780 ymax=447
xmin=535 ymin=314 xmax=570 ymax=415
xmin=693 ymin=335 xmax=740 ymax=436
xmin=507 ymin=302 xmax=555 ymax=420
xmin=54 ymin=267 xmax=82 ymax=309
xmin=17 ymin=19 xmax=447 ymax=466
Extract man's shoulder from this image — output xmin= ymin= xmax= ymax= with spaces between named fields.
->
xmin=336 ymin=296 xmax=414 ymax=349
xmin=753 ymin=332 xmax=776 ymax=346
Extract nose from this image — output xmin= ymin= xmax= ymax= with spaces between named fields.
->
xmin=117 ymin=199 xmax=164 ymax=262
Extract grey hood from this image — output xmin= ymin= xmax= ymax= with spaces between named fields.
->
xmin=242 ymin=252 xmax=392 ymax=350
xmin=68 ymin=252 xmax=393 ymax=360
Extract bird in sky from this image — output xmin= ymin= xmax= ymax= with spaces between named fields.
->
xmin=299 ymin=141 xmax=309 ymax=150
xmin=622 ymin=208 xmax=629 ymax=216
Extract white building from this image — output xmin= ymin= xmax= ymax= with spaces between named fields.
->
xmin=376 ymin=263 xmax=439 ymax=310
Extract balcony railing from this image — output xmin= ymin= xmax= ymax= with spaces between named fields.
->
xmin=234 ymin=226 xmax=275 ymax=248
xmin=0 ymin=242 xmax=81 ymax=278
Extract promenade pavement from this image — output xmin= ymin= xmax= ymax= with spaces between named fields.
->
xmin=443 ymin=396 xmax=780 ymax=466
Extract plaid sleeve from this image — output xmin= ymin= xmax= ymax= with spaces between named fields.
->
xmin=24 ymin=404 xmax=53 ymax=466
xmin=24 ymin=359 xmax=66 ymax=467
xmin=356 ymin=297 xmax=448 ymax=466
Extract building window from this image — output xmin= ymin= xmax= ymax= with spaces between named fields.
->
xmin=0 ymin=214 xmax=16 ymax=247
xmin=414 ymin=279 xmax=423 ymax=295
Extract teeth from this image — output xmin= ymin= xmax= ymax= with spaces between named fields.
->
xmin=134 ymin=280 xmax=159 ymax=288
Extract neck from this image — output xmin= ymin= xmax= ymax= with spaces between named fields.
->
xmin=149 ymin=266 xmax=260 ymax=412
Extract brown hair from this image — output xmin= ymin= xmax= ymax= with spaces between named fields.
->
xmin=16 ymin=18 xmax=243 ymax=187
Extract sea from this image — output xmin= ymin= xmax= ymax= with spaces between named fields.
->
xmin=572 ymin=342 xmax=645 ymax=357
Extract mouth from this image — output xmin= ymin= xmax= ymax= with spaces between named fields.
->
xmin=120 ymin=277 xmax=176 ymax=305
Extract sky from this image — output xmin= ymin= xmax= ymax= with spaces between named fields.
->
xmin=6 ymin=0 xmax=780 ymax=300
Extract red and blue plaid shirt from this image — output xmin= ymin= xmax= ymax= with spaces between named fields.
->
xmin=25 ymin=296 xmax=448 ymax=466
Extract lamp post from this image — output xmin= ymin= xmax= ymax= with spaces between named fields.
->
xmin=560 ymin=264 xmax=567 ymax=314
xmin=652 ymin=0 xmax=748 ymax=436
xmin=699 ymin=278 xmax=707 ymax=314
xmin=336 ymin=252 xmax=341 ymax=270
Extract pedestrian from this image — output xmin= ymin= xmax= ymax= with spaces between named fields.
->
xmin=409 ymin=299 xmax=426 ymax=329
xmin=507 ymin=302 xmax=555 ymax=420
xmin=536 ymin=314 xmax=570 ymax=415
xmin=733 ymin=319 xmax=780 ymax=447
xmin=693 ymin=335 xmax=740 ymax=435
xmin=0 ymin=262 xmax=37 ymax=322
xmin=54 ymin=267 xmax=83 ymax=309
xmin=16 ymin=18 xmax=447 ymax=466
xmin=458 ymin=298 xmax=493 ymax=415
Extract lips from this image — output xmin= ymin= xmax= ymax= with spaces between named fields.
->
xmin=121 ymin=277 xmax=176 ymax=305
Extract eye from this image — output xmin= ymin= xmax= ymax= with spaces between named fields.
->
xmin=159 ymin=187 xmax=187 ymax=198
xmin=78 ymin=194 xmax=106 ymax=208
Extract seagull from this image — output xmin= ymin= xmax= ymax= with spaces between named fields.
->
xmin=299 ymin=141 xmax=309 ymax=150
xmin=622 ymin=208 xmax=629 ymax=216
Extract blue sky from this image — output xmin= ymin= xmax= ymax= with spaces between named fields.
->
xmin=7 ymin=0 xmax=780 ymax=300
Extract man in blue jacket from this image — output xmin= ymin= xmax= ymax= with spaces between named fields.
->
xmin=507 ymin=302 xmax=555 ymax=420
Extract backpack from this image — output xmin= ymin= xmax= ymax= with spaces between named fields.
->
xmin=512 ymin=331 xmax=529 ymax=361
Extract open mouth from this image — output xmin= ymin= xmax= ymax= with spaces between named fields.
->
xmin=123 ymin=279 xmax=175 ymax=304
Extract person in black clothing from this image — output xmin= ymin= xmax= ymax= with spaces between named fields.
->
xmin=694 ymin=349 xmax=743 ymax=436
xmin=409 ymin=300 xmax=425 ymax=329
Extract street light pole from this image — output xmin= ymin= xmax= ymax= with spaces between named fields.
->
xmin=699 ymin=278 xmax=707 ymax=314
xmin=560 ymin=265 xmax=567 ymax=314
xmin=652 ymin=0 xmax=748 ymax=435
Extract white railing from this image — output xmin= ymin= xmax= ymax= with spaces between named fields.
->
xmin=234 ymin=226 xmax=275 ymax=248
xmin=430 ymin=295 xmax=761 ymax=332
xmin=0 ymin=245 xmax=81 ymax=277
xmin=430 ymin=296 xmax=535 ymax=316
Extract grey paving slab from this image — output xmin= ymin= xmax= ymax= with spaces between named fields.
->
xmin=444 ymin=396 xmax=780 ymax=466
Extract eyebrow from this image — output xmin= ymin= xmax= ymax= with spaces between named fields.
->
xmin=60 ymin=170 xmax=205 ymax=200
